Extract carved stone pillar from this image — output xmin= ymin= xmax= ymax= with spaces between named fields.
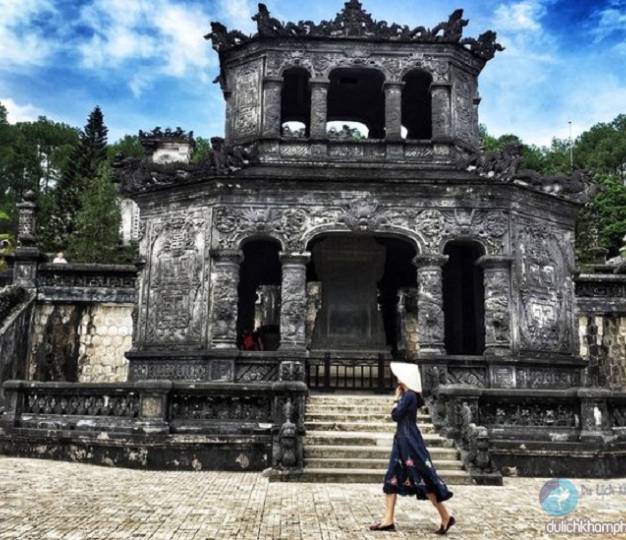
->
xmin=384 ymin=82 xmax=404 ymax=141
xmin=478 ymin=256 xmax=514 ymax=358
xmin=431 ymin=83 xmax=452 ymax=141
xmin=224 ymin=90 xmax=233 ymax=144
xmin=279 ymin=252 xmax=310 ymax=350
xmin=413 ymin=255 xmax=449 ymax=356
xmin=309 ymin=79 xmax=329 ymax=138
xmin=263 ymin=77 xmax=283 ymax=138
xmin=13 ymin=191 xmax=40 ymax=289
xmin=209 ymin=249 xmax=243 ymax=349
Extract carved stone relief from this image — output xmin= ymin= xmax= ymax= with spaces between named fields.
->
xmin=279 ymin=254 xmax=310 ymax=349
xmin=480 ymin=402 xmax=578 ymax=427
xmin=209 ymin=251 xmax=242 ymax=347
xmin=145 ymin=213 xmax=205 ymax=345
xmin=452 ymin=68 xmax=476 ymax=144
xmin=265 ymin=49 xmax=452 ymax=84
xmin=514 ymin=218 xmax=576 ymax=352
xmin=263 ymin=79 xmax=282 ymax=137
xmin=482 ymin=265 xmax=512 ymax=346
xmin=213 ymin=202 xmax=508 ymax=257
xmin=232 ymin=60 xmax=262 ymax=139
xmin=414 ymin=257 xmax=448 ymax=352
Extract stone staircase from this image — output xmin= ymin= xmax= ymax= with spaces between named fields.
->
xmin=299 ymin=394 xmax=472 ymax=484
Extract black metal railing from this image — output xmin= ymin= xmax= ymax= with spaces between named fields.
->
xmin=306 ymin=354 xmax=394 ymax=393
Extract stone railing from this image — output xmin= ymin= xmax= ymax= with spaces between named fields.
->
xmin=126 ymin=351 xmax=305 ymax=385
xmin=576 ymin=274 xmax=626 ymax=314
xmin=0 ymin=287 xmax=35 ymax=411
xmin=437 ymin=385 xmax=626 ymax=477
xmin=37 ymin=263 xmax=137 ymax=303
xmin=259 ymin=138 xmax=452 ymax=166
xmin=0 ymin=378 xmax=308 ymax=473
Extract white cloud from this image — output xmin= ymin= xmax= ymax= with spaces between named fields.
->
xmin=0 ymin=97 xmax=45 ymax=123
xmin=591 ymin=0 xmax=626 ymax=41
xmin=0 ymin=0 xmax=59 ymax=67
xmin=75 ymin=0 xmax=216 ymax=96
xmin=217 ymin=0 xmax=256 ymax=34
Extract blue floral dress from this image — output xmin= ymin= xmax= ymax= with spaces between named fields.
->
xmin=382 ymin=390 xmax=453 ymax=503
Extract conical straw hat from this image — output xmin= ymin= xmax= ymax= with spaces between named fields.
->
xmin=390 ymin=362 xmax=422 ymax=393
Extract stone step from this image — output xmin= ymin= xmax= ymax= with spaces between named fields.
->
xmin=303 ymin=444 xmax=460 ymax=461
xmin=304 ymin=421 xmax=435 ymax=434
xmin=305 ymin=409 xmax=431 ymax=421
xmin=304 ymin=458 xmax=465 ymax=471
xmin=295 ymin=468 xmax=474 ymax=484
xmin=303 ymin=431 xmax=454 ymax=448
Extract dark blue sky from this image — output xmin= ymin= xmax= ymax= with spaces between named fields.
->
xmin=1 ymin=0 xmax=625 ymax=146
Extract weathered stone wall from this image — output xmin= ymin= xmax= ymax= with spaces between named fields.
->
xmin=579 ymin=315 xmax=626 ymax=391
xmin=30 ymin=303 xmax=132 ymax=383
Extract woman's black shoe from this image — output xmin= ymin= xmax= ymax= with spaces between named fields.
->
xmin=434 ymin=516 xmax=455 ymax=535
xmin=369 ymin=523 xmax=396 ymax=531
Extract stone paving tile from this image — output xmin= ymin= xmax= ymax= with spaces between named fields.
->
xmin=1 ymin=456 xmax=625 ymax=539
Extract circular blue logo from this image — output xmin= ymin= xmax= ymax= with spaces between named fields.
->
xmin=539 ymin=479 xmax=579 ymax=516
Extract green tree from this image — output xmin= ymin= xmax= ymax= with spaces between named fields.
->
xmin=0 ymin=105 xmax=79 ymax=242
xmin=190 ymin=136 xmax=211 ymax=163
xmin=48 ymin=106 xmax=109 ymax=252
xmin=575 ymin=174 xmax=626 ymax=262
xmin=575 ymin=114 xmax=626 ymax=178
xmin=107 ymin=134 xmax=144 ymax=162
xmin=66 ymin=164 xmax=121 ymax=263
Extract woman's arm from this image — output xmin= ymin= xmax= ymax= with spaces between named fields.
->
xmin=391 ymin=391 xmax=417 ymax=422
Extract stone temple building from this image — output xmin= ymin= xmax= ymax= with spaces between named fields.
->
xmin=1 ymin=1 xmax=625 ymax=480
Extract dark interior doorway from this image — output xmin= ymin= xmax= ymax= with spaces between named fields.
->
xmin=237 ymin=239 xmax=281 ymax=346
xmin=443 ymin=241 xmax=485 ymax=355
xmin=306 ymin=234 xmax=416 ymax=355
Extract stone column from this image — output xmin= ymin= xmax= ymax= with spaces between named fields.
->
xmin=209 ymin=249 xmax=243 ymax=349
xmin=263 ymin=77 xmax=283 ymax=138
xmin=137 ymin=380 xmax=172 ymax=435
xmin=384 ymin=82 xmax=404 ymax=141
xmin=578 ymin=388 xmax=611 ymax=443
xmin=478 ymin=256 xmax=514 ymax=358
xmin=279 ymin=252 xmax=310 ymax=350
xmin=13 ymin=191 xmax=40 ymax=290
xmin=431 ymin=83 xmax=452 ymax=141
xmin=413 ymin=255 xmax=449 ymax=356
xmin=224 ymin=90 xmax=234 ymax=144
xmin=309 ymin=79 xmax=329 ymax=138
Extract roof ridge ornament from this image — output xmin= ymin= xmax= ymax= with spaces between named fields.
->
xmin=206 ymin=2 xmax=504 ymax=61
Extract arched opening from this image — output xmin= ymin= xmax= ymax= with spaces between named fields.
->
xmin=281 ymin=68 xmax=311 ymax=136
xmin=402 ymin=69 xmax=432 ymax=140
xmin=376 ymin=236 xmax=418 ymax=357
xmin=237 ymin=239 xmax=282 ymax=351
xmin=327 ymin=68 xmax=386 ymax=139
xmin=443 ymin=241 xmax=485 ymax=355
xmin=305 ymin=234 xmax=416 ymax=355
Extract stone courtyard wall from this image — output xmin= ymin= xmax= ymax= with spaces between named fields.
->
xmin=27 ymin=263 xmax=137 ymax=384
xmin=579 ymin=315 xmax=626 ymax=390
xmin=576 ymin=273 xmax=626 ymax=391
xmin=29 ymin=303 xmax=132 ymax=383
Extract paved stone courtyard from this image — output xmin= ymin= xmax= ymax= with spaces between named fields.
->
xmin=1 ymin=457 xmax=625 ymax=539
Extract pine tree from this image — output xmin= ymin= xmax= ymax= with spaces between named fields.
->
xmin=50 ymin=106 xmax=109 ymax=251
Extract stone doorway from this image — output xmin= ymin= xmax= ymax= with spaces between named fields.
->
xmin=236 ymin=239 xmax=282 ymax=350
xmin=305 ymin=234 xmax=417 ymax=356
xmin=443 ymin=241 xmax=486 ymax=355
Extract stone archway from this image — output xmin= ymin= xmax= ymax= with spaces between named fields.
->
xmin=305 ymin=233 xmax=417 ymax=355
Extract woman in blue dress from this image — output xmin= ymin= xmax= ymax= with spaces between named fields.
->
xmin=369 ymin=362 xmax=455 ymax=534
